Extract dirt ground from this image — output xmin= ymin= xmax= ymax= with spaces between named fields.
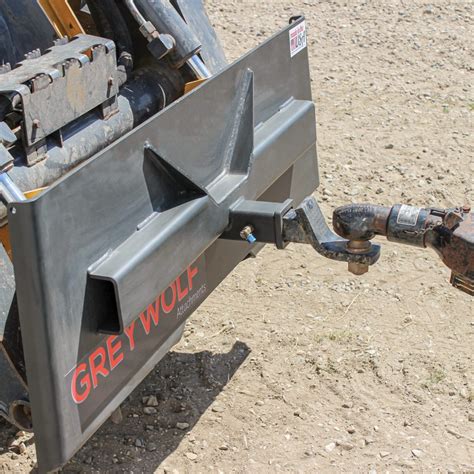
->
xmin=1 ymin=0 xmax=473 ymax=472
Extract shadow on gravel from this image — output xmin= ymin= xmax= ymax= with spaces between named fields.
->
xmin=57 ymin=341 xmax=251 ymax=472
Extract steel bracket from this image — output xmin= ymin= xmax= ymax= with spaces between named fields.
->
xmin=283 ymin=196 xmax=381 ymax=265
xmin=222 ymin=199 xmax=294 ymax=249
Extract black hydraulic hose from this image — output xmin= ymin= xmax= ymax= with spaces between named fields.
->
xmin=86 ymin=0 xmax=134 ymax=74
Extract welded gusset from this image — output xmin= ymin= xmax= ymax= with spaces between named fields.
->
xmin=282 ymin=197 xmax=381 ymax=266
xmin=333 ymin=203 xmax=474 ymax=295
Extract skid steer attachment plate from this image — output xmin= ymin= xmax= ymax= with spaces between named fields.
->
xmin=8 ymin=18 xmax=318 ymax=472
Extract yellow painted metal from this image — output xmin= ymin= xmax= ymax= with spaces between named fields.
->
xmin=184 ymin=79 xmax=207 ymax=94
xmin=38 ymin=0 xmax=84 ymax=38
xmin=0 ymin=187 xmax=48 ymax=259
xmin=24 ymin=187 xmax=48 ymax=199
xmin=0 ymin=225 xmax=12 ymax=259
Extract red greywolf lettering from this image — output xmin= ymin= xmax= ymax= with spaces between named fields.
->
xmin=69 ymin=259 xmax=206 ymax=408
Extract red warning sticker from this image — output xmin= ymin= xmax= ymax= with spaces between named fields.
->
xmin=289 ymin=21 xmax=307 ymax=57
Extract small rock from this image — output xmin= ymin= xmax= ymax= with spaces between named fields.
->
xmin=376 ymin=188 xmax=384 ymax=194
xmin=185 ymin=452 xmax=198 ymax=461
xmin=147 ymin=443 xmax=157 ymax=452
xmin=347 ymin=426 xmax=356 ymax=434
xmin=255 ymin=400 xmax=264 ymax=406
xmin=385 ymin=144 xmax=394 ymax=149
xmin=468 ymin=413 xmax=474 ymax=422
xmin=18 ymin=442 xmax=26 ymax=454
xmin=379 ymin=451 xmax=390 ymax=458
xmin=342 ymin=401 xmax=353 ymax=409
xmin=219 ymin=444 xmax=229 ymax=451
xmin=337 ymin=441 xmax=354 ymax=451
xmin=146 ymin=395 xmax=159 ymax=407
xmin=325 ymin=442 xmax=336 ymax=452
xmin=176 ymin=422 xmax=190 ymax=430
xmin=293 ymin=409 xmax=305 ymax=419
xmin=365 ymin=438 xmax=375 ymax=445
xmin=459 ymin=387 xmax=470 ymax=399
xmin=412 ymin=449 xmax=423 ymax=458
xmin=211 ymin=405 xmax=224 ymax=413
xmin=10 ymin=453 xmax=19 ymax=460
xmin=135 ymin=438 xmax=144 ymax=448
xmin=110 ymin=407 xmax=123 ymax=424
xmin=143 ymin=407 xmax=157 ymax=415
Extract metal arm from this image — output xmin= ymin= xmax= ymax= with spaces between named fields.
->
xmin=223 ymin=196 xmax=381 ymax=271
xmin=225 ymin=197 xmax=473 ymax=296
xmin=333 ymin=203 xmax=474 ymax=295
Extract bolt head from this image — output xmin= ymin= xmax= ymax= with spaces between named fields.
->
xmin=240 ymin=225 xmax=254 ymax=240
xmin=348 ymin=261 xmax=369 ymax=276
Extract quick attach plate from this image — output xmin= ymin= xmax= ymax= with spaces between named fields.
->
xmin=9 ymin=18 xmax=318 ymax=472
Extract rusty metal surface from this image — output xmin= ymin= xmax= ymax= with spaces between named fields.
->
xmin=333 ymin=204 xmax=391 ymax=241
xmin=333 ymin=202 xmax=474 ymax=294
xmin=436 ymin=209 xmax=474 ymax=295
xmin=283 ymin=197 xmax=381 ymax=266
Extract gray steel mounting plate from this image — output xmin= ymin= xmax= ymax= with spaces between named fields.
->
xmin=8 ymin=18 xmax=319 ymax=472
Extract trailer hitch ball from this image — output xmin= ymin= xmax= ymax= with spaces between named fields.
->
xmin=347 ymin=240 xmax=371 ymax=275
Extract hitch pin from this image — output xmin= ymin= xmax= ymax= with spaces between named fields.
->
xmin=240 ymin=225 xmax=257 ymax=244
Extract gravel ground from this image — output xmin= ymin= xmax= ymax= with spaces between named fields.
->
xmin=1 ymin=0 xmax=473 ymax=472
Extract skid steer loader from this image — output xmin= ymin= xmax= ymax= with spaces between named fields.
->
xmin=0 ymin=1 xmax=472 ymax=471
